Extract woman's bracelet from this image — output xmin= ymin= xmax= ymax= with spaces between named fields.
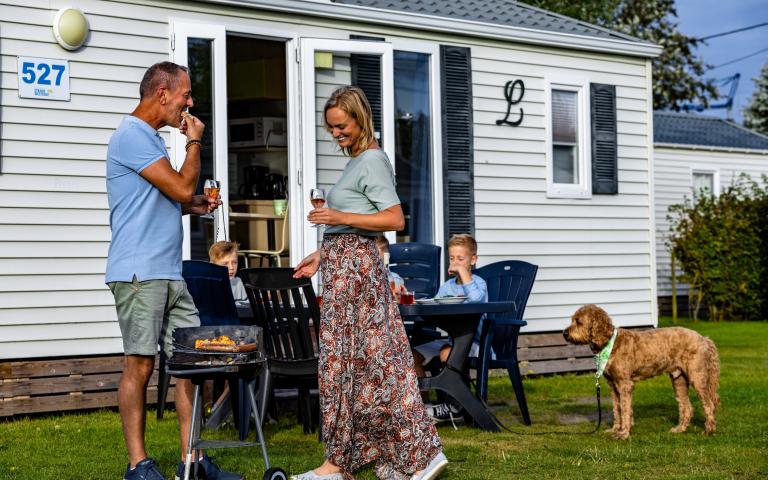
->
xmin=185 ymin=139 xmax=202 ymax=151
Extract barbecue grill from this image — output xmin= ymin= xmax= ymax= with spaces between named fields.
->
xmin=167 ymin=325 xmax=286 ymax=480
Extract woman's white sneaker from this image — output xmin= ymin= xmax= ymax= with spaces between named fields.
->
xmin=412 ymin=452 xmax=448 ymax=480
xmin=289 ymin=470 xmax=343 ymax=480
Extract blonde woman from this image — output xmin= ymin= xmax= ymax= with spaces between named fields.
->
xmin=293 ymin=86 xmax=447 ymax=480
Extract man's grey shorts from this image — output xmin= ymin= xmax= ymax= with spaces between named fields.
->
xmin=108 ymin=276 xmax=200 ymax=358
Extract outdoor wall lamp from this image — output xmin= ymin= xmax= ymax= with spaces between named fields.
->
xmin=53 ymin=7 xmax=89 ymax=51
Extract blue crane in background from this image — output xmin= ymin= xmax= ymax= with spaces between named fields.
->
xmin=680 ymin=73 xmax=741 ymax=119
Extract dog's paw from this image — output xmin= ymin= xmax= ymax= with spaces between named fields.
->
xmin=612 ymin=430 xmax=630 ymax=440
xmin=669 ymin=425 xmax=688 ymax=434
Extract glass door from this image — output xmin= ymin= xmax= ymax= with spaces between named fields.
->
xmin=390 ymin=41 xmax=444 ymax=249
xmin=172 ymin=22 xmax=229 ymax=260
xmin=298 ymin=39 xmax=394 ymax=259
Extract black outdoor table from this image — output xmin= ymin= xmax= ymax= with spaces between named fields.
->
xmin=399 ymin=301 xmax=516 ymax=432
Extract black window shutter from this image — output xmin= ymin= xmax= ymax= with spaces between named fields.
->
xmin=591 ymin=83 xmax=618 ymax=194
xmin=350 ymin=54 xmax=382 ymax=139
xmin=440 ymin=45 xmax=475 ymax=241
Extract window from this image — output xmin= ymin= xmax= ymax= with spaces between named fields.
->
xmin=393 ymin=50 xmax=434 ymax=243
xmin=350 ymin=41 xmax=443 ymax=245
xmin=692 ymin=169 xmax=718 ymax=201
xmin=546 ymin=79 xmax=590 ymax=198
xmin=552 ymin=90 xmax=578 ymax=183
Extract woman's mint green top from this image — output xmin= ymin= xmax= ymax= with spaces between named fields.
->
xmin=324 ymin=149 xmax=400 ymax=236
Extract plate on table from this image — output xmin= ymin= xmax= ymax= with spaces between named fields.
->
xmin=433 ymin=296 xmax=467 ymax=304
xmin=415 ymin=297 xmax=437 ymax=304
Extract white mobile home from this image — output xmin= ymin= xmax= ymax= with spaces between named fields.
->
xmin=1 ymin=0 xmax=660 ymax=382
xmin=653 ymin=111 xmax=768 ymax=311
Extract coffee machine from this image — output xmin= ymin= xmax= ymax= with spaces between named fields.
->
xmin=265 ymin=174 xmax=287 ymax=199
xmin=239 ymin=165 xmax=270 ymax=199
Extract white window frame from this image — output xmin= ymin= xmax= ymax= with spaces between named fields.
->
xmin=171 ymin=19 xmax=301 ymax=262
xmin=691 ymin=167 xmax=720 ymax=198
xmin=221 ymin=21 xmax=301 ymax=267
xmin=545 ymin=76 xmax=591 ymax=199
xmin=171 ymin=21 xmax=229 ymax=259
xmin=389 ymin=38 xmax=444 ymax=252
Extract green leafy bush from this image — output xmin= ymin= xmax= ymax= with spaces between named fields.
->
xmin=666 ymin=173 xmax=768 ymax=321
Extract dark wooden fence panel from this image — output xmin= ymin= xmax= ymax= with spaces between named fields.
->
xmin=0 ymin=354 xmax=174 ymax=417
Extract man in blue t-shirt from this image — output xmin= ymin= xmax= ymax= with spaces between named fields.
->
xmin=106 ymin=61 xmax=238 ymax=480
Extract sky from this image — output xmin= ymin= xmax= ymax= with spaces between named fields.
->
xmin=674 ymin=0 xmax=768 ymax=124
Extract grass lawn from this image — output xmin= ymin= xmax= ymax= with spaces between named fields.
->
xmin=1 ymin=318 xmax=766 ymax=479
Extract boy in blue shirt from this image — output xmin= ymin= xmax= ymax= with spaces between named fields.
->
xmin=209 ymin=241 xmax=248 ymax=302
xmin=412 ymin=234 xmax=487 ymax=424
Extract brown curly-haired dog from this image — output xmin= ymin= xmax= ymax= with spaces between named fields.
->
xmin=563 ymin=304 xmax=720 ymax=440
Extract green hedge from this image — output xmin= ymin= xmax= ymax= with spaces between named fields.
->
xmin=666 ymin=173 xmax=768 ymax=321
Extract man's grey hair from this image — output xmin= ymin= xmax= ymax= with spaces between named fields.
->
xmin=139 ymin=61 xmax=189 ymax=99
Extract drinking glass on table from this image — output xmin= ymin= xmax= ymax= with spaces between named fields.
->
xmin=400 ymin=290 xmax=415 ymax=305
xmin=309 ymin=188 xmax=326 ymax=228
xmin=201 ymin=179 xmax=220 ymax=219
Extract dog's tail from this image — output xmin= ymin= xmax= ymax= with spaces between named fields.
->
xmin=702 ymin=336 xmax=721 ymax=409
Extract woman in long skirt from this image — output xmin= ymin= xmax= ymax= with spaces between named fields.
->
xmin=292 ymin=86 xmax=447 ymax=480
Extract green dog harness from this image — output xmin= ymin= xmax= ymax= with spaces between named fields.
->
xmin=595 ymin=328 xmax=618 ymax=383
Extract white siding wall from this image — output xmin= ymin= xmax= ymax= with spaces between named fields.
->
xmin=470 ymin=45 xmax=655 ymax=332
xmin=0 ymin=0 xmax=656 ymax=358
xmin=654 ymin=146 xmax=768 ymax=296
xmin=315 ymin=55 xmax=350 ymax=192
xmin=0 ymin=0 xmax=171 ymax=359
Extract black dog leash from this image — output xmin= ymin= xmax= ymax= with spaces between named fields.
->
xmin=473 ymin=376 xmax=602 ymax=436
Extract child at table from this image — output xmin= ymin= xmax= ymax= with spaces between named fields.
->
xmin=412 ymin=233 xmax=487 ymax=424
xmin=375 ymin=235 xmax=408 ymax=303
xmin=208 ymin=241 xmax=247 ymax=301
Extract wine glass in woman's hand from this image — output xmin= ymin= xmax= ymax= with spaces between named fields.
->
xmin=309 ymin=188 xmax=326 ymax=228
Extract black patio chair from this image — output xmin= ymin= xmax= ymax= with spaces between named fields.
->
xmin=469 ymin=260 xmax=538 ymax=425
xmin=240 ymin=267 xmax=321 ymax=434
xmin=390 ymin=242 xmax=443 ymax=345
xmin=389 ymin=242 xmax=442 ymax=299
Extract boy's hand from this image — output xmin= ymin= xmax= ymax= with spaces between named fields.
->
xmin=391 ymin=284 xmax=407 ymax=303
xmin=448 ymin=262 xmax=473 ymax=284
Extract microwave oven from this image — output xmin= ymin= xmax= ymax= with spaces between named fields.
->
xmin=229 ymin=117 xmax=287 ymax=148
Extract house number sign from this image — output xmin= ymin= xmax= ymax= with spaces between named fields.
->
xmin=496 ymin=79 xmax=525 ymax=126
xmin=17 ymin=56 xmax=71 ymax=101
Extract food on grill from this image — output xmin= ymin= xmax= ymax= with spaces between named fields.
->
xmin=194 ymin=335 xmax=257 ymax=352
xmin=195 ymin=335 xmax=235 ymax=349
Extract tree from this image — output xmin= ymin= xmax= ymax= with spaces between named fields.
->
xmin=667 ymin=174 xmax=768 ymax=321
xmin=526 ymin=0 xmax=619 ymax=25
xmin=528 ymin=0 xmax=718 ymax=110
xmin=743 ymin=60 xmax=768 ymax=136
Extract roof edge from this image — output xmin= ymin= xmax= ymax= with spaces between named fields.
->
xmin=201 ymin=0 xmax=662 ymax=58
xmin=513 ymin=0 xmax=652 ymax=46
xmin=654 ymin=142 xmax=768 ymax=155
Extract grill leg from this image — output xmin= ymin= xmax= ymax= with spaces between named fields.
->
xmin=246 ymin=380 xmax=270 ymax=470
xmin=184 ymin=383 xmax=202 ymax=480
xmin=259 ymin=368 xmax=272 ymax=428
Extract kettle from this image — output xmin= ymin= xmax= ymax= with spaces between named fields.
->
xmin=266 ymin=173 xmax=287 ymax=199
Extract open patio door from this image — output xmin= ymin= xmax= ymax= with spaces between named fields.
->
xmin=298 ymin=39 xmax=395 ymax=262
xmin=172 ymin=22 xmax=228 ymax=260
